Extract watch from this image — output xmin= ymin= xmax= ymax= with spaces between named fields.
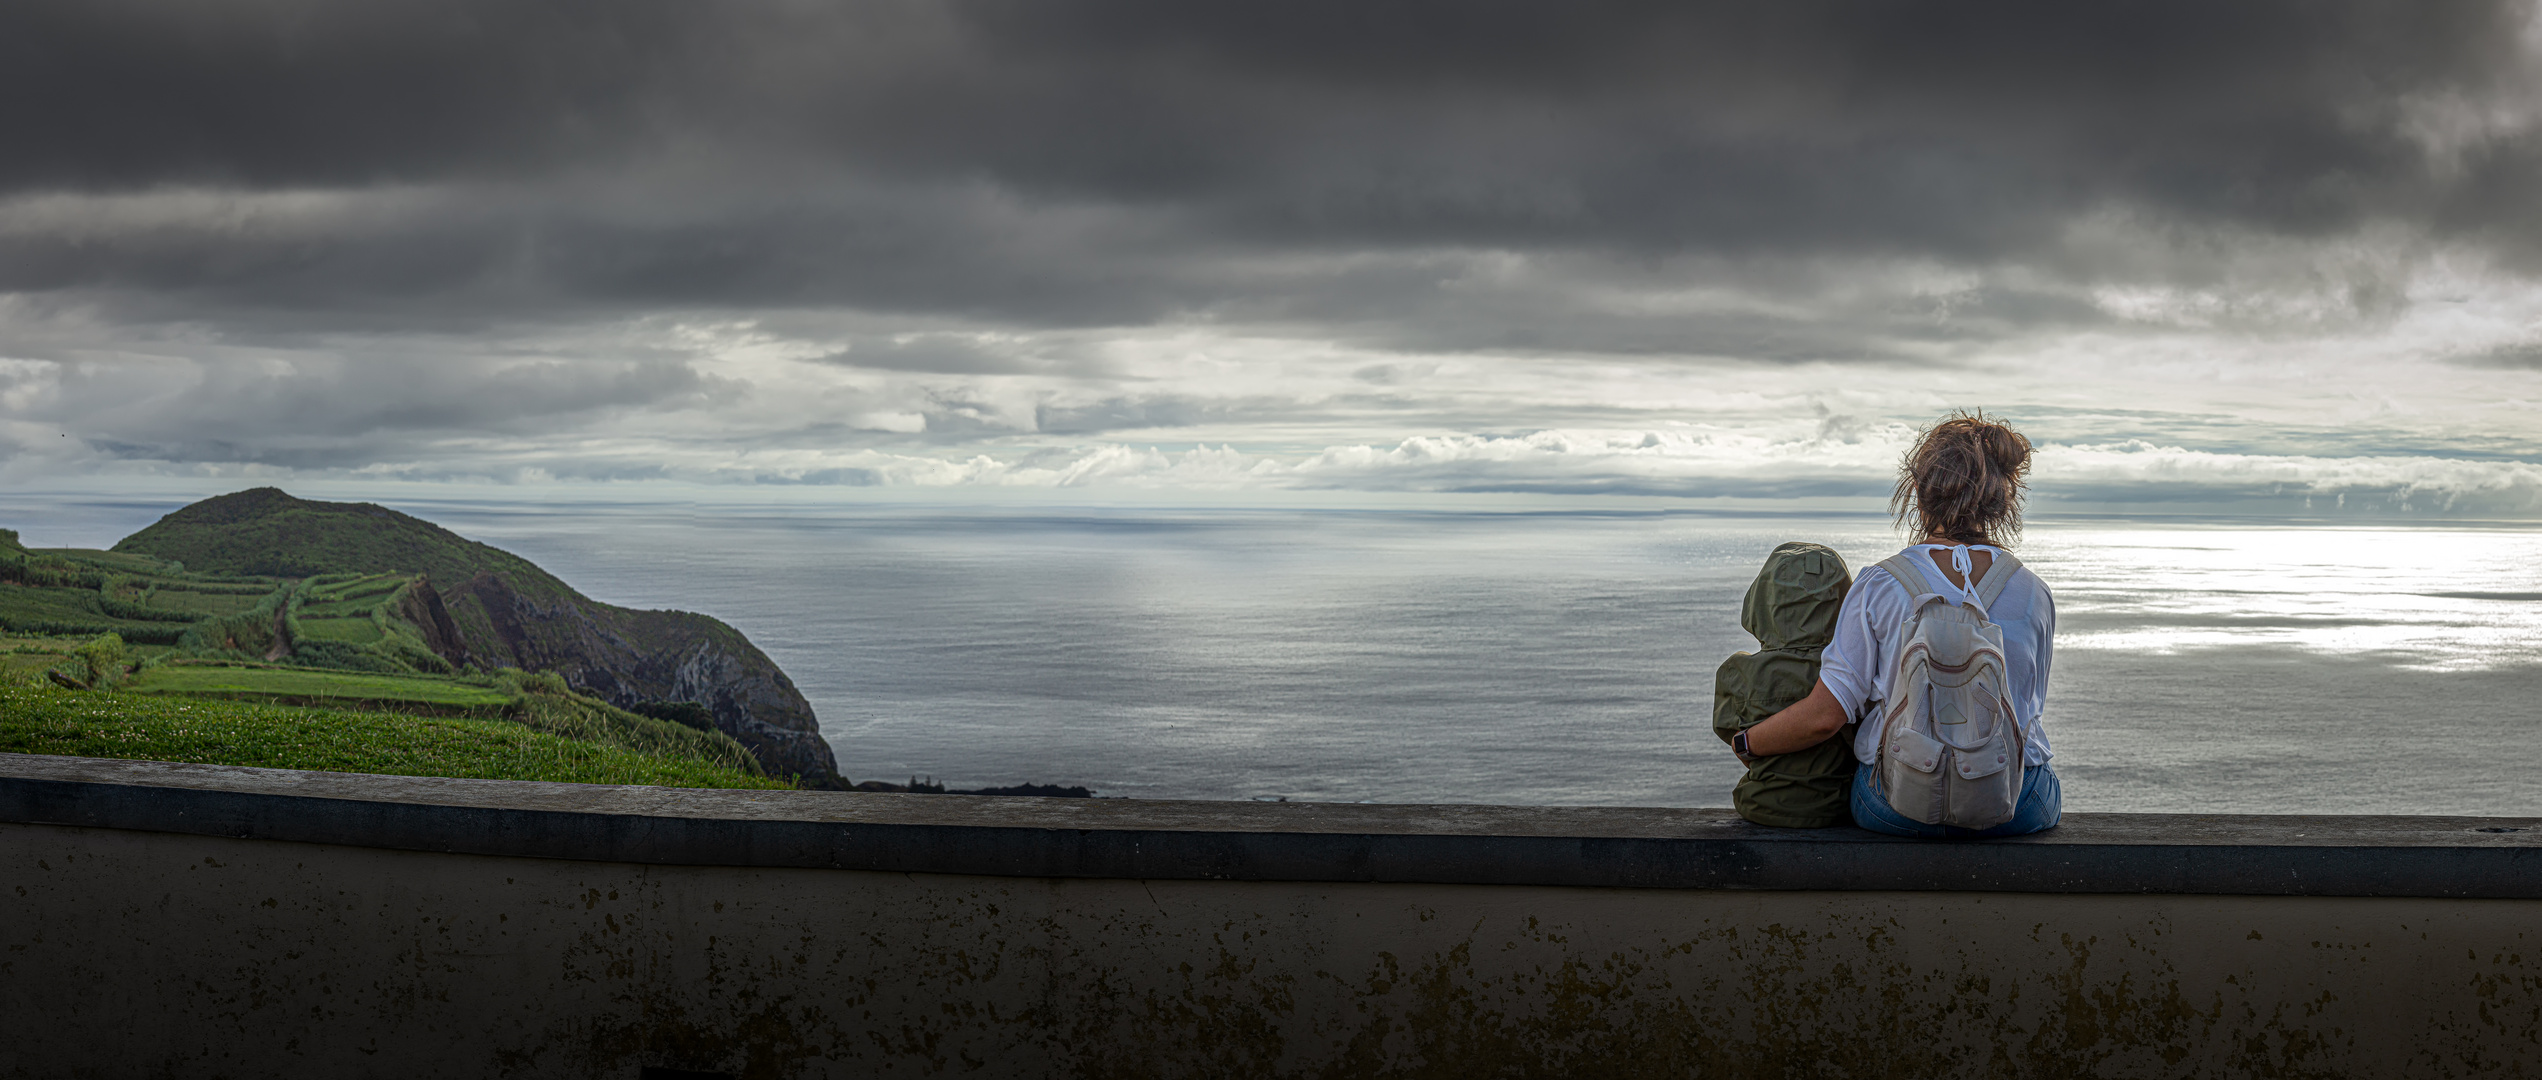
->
xmin=1732 ymin=729 xmax=1757 ymax=764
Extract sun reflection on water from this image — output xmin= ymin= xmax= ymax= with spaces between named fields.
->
xmin=2029 ymin=526 xmax=2542 ymax=673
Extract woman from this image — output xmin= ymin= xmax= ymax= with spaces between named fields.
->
xmin=1731 ymin=411 xmax=2059 ymax=837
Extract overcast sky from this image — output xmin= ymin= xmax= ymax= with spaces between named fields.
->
xmin=5 ymin=0 xmax=2542 ymax=517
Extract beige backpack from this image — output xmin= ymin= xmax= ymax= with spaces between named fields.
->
xmin=1872 ymin=548 xmax=2026 ymax=828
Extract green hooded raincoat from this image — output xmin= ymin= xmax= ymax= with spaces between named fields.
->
xmin=1713 ymin=541 xmax=1857 ymax=828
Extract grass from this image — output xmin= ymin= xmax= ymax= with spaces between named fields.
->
xmin=139 ymin=590 xmax=270 ymax=617
xmin=295 ymin=616 xmax=384 ymax=644
xmin=111 ymin=661 xmax=768 ymax=777
xmin=154 ymin=580 xmax=285 ymax=595
xmin=0 ymin=637 xmax=77 ymax=682
xmin=0 ymin=683 xmax=790 ymax=788
xmin=307 ymin=573 xmax=405 ymax=604
xmin=491 ymin=669 xmax=768 ymax=776
xmin=0 ymin=582 xmax=194 ymax=634
xmin=31 ymin=549 xmax=177 ymax=574
xmin=123 ymin=664 xmax=514 ymax=712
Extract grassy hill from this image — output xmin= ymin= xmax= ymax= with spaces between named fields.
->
xmin=5 ymin=491 xmax=840 ymax=786
xmin=107 ymin=489 xmax=841 ymax=784
xmin=114 ymin=487 xmax=571 ymax=598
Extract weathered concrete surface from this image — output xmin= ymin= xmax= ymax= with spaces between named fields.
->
xmin=3 ymin=820 xmax=2538 ymax=1079
xmin=5 ymin=754 xmax=2539 ymax=897
xmin=6 ymin=755 xmax=2541 ymax=1076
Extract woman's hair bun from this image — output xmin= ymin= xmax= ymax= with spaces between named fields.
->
xmin=1977 ymin=420 xmax=2032 ymax=477
xmin=1892 ymin=410 xmax=2032 ymax=547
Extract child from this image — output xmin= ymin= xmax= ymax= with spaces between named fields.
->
xmin=1713 ymin=541 xmax=1856 ymax=828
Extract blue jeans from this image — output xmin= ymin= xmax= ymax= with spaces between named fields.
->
xmin=1849 ymin=759 xmax=2062 ymax=838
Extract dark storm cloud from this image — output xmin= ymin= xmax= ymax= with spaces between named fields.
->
xmin=0 ymin=185 xmax=1216 ymax=326
xmin=3 ymin=0 xmax=2538 ymax=329
xmin=22 ymin=346 xmax=726 ymax=469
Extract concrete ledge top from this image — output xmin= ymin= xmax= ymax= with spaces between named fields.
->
xmin=5 ymin=753 xmax=2539 ymax=897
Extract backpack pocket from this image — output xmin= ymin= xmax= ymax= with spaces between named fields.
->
xmin=1943 ymin=731 xmax=2023 ymax=829
xmin=1952 ymin=742 xmax=2012 ymax=780
xmin=1885 ymin=725 xmax=1944 ymax=774
xmin=1881 ymin=725 xmax=1949 ymax=824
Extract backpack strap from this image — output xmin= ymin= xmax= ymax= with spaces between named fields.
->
xmin=1973 ymin=549 xmax=2024 ymax=610
xmin=1880 ymin=547 xmax=2024 ymax=612
xmin=1875 ymin=553 xmax=1939 ymax=599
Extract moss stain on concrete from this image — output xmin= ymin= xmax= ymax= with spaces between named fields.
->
xmin=4 ymin=824 xmax=2540 ymax=1078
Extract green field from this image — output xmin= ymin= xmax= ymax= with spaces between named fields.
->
xmin=295 ymin=616 xmax=384 ymax=644
xmin=0 ymin=684 xmax=788 ymax=789
xmin=135 ymin=589 xmax=269 ymax=617
xmin=122 ymin=664 xmax=514 ymax=712
xmin=2 ymin=637 xmax=80 ymax=682
xmin=101 ymin=661 xmax=768 ymax=776
xmin=309 ymin=572 xmax=404 ymax=598
xmin=0 ymin=582 xmax=199 ymax=636
xmin=301 ymin=573 xmax=403 ymax=614
xmin=2 ymin=531 xmax=445 ymax=673
xmin=1 ymin=530 xmax=284 ymax=646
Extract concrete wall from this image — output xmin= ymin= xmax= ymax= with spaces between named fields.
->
xmin=4 ymin=754 xmax=2539 ymax=1079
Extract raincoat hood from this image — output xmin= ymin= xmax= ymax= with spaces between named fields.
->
xmin=1740 ymin=541 xmax=1851 ymax=651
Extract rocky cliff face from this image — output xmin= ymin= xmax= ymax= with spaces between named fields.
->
xmin=392 ymin=579 xmax=472 ymax=667
xmin=440 ymin=571 xmax=839 ymax=784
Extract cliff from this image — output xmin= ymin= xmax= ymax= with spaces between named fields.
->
xmin=436 ymin=571 xmax=835 ymax=783
xmin=114 ymin=489 xmax=841 ymax=784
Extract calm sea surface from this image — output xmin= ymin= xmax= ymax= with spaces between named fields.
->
xmin=15 ymin=496 xmax=2542 ymax=813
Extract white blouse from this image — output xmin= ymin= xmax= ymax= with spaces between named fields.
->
xmin=1816 ymin=543 xmax=2057 ymax=767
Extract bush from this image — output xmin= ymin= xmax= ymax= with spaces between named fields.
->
xmin=176 ymin=584 xmax=289 ymax=658
xmin=94 ymin=593 xmax=209 ymax=623
xmin=153 ymin=580 xmax=278 ymax=597
xmin=50 ymin=633 xmax=129 ymax=689
xmin=5 ymin=618 xmax=185 ymax=645
xmin=492 ymin=669 xmax=762 ymax=776
xmin=625 ymin=700 xmax=718 ymax=732
xmin=278 ymin=578 xmax=310 ymax=651
xmin=0 ymin=556 xmax=108 ymax=590
xmin=494 ymin=668 xmax=574 ymax=697
xmin=379 ymin=636 xmax=455 ymax=675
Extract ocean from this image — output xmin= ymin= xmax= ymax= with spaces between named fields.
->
xmin=13 ymin=494 xmax=2541 ymax=814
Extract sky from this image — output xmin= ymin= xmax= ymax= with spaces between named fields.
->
xmin=5 ymin=0 xmax=2542 ymax=519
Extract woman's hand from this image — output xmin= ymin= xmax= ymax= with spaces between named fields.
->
xmin=1738 ymin=680 xmax=1850 ymax=758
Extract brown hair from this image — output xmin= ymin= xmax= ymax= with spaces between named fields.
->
xmin=1891 ymin=410 xmax=2033 ymax=547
